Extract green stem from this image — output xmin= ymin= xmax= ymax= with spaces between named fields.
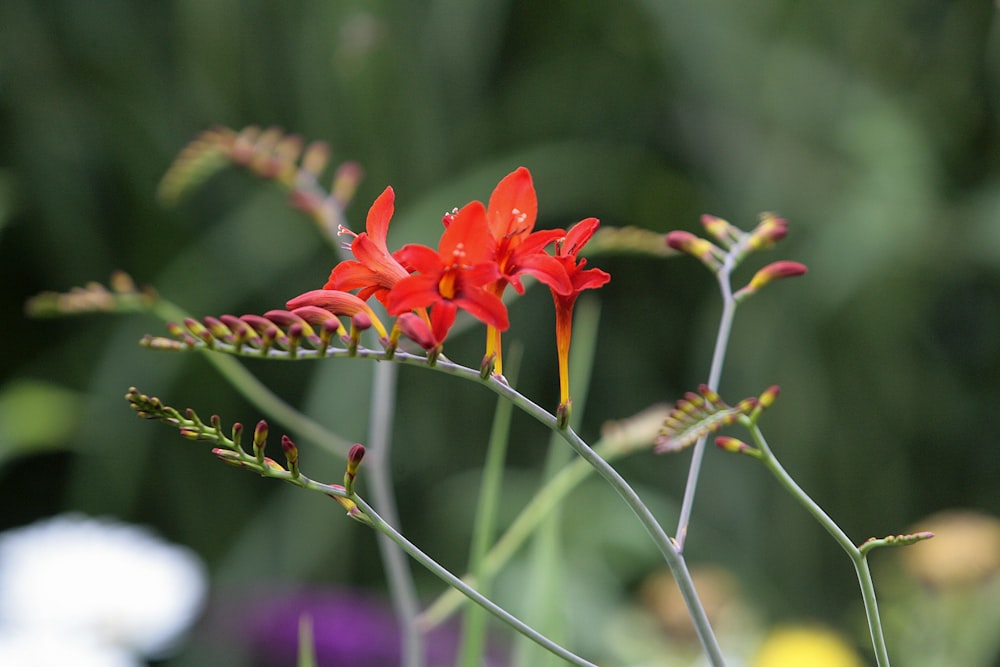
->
xmin=352 ymin=495 xmax=602 ymax=667
xmin=456 ymin=349 xmax=520 ymax=667
xmin=182 ymin=344 xmax=726 ymax=665
xmin=747 ymin=423 xmax=891 ymax=666
xmin=216 ymin=455 xmax=598 ymax=666
xmin=419 ymin=443 xmax=604 ymax=630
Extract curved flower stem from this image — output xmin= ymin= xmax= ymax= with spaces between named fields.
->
xmin=209 ymin=452 xmax=595 ymax=665
xmin=464 ymin=369 xmax=724 ymax=664
xmin=351 ymin=495 xmax=601 ymax=667
xmin=372 ymin=351 xmax=724 ymax=663
xmin=674 ymin=263 xmax=737 ymax=551
xmin=419 ymin=445 xmax=602 ymax=630
xmin=746 ymin=423 xmax=891 ymax=666
xmin=542 ymin=423 xmax=726 ymax=666
xmin=177 ymin=344 xmax=726 ymax=664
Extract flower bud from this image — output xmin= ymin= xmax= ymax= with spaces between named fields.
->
xmin=347 ymin=444 xmax=365 ymax=475
xmin=665 ymin=231 xmax=723 ymax=271
xmin=715 ymin=436 xmax=760 ymax=458
xmin=252 ymin=420 xmax=269 ymax=461
xmin=231 ymin=422 xmax=244 ymax=449
xmin=747 ymin=212 xmax=788 ymax=250
xmin=758 ymin=385 xmax=780 ymax=410
xmin=281 ymin=435 xmax=299 ymax=478
xmin=301 ymin=140 xmax=330 ymax=177
xmin=212 ymin=447 xmax=250 ymax=469
xmin=331 ymin=161 xmax=363 ymax=209
xmin=396 ymin=313 xmax=433 ymax=349
xmin=344 ymin=444 xmax=365 ymax=494
xmin=700 ymin=214 xmax=741 ymax=247
xmin=734 ymin=261 xmax=808 ymax=302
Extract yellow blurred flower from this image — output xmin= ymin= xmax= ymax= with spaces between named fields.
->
xmin=901 ymin=509 xmax=1000 ymax=589
xmin=753 ymin=625 xmax=864 ymax=667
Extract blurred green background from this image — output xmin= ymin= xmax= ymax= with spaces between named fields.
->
xmin=2 ymin=1 xmax=999 ymax=665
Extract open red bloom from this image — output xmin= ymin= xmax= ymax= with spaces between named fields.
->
xmin=477 ymin=167 xmax=571 ymax=373
xmin=325 ymin=186 xmax=409 ymax=307
xmin=550 ymin=217 xmax=611 ymax=410
xmin=485 ymin=167 xmax=571 ymax=295
xmin=387 ymin=200 xmax=508 ymax=343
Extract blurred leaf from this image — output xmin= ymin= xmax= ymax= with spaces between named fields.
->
xmin=0 ymin=169 xmax=16 ymax=242
xmin=0 ymin=379 xmax=82 ymax=467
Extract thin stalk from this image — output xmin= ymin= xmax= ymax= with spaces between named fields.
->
xmin=456 ymin=348 xmax=521 ymax=667
xmin=186 ymin=344 xmax=726 ymax=665
xmin=674 ymin=264 xmax=736 ymax=551
xmin=367 ymin=361 xmax=424 ymax=667
xmin=747 ymin=423 xmax=891 ymax=666
xmin=352 ymin=495 xmax=602 ymax=667
xmin=212 ymin=450 xmax=599 ymax=667
xmin=513 ymin=299 xmax=600 ymax=666
xmin=419 ymin=442 xmax=606 ymax=630
xmin=395 ymin=352 xmax=723 ymax=663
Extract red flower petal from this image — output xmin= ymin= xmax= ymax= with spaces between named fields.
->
xmin=365 ymin=186 xmax=395 ymax=249
xmin=454 ymin=288 xmax=509 ymax=331
xmin=386 ymin=274 xmax=442 ymax=315
xmin=440 ymin=201 xmax=492 ymax=264
xmin=487 ymin=167 xmax=537 ymax=240
xmin=513 ymin=251 xmax=572 ymax=295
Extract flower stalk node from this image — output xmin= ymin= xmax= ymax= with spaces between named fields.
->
xmin=557 ymin=400 xmax=572 ymax=430
xmin=479 ymin=353 xmax=496 ymax=380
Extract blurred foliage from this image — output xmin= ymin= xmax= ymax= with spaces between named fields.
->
xmin=2 ymin=1 xmax=999 ymax=665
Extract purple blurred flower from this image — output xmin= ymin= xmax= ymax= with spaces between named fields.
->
xmin=226 ymin=588 xmax=507 ymax=667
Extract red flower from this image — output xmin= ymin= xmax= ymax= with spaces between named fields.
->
xmin=387 ymin=200 xmax=508 ymax=345
xmin=478 ymin=167 xmax=571 ymax=373
xmin=484 ymin=167 xmax=570 ymax=296
xmin=325 ymin=186 xmax=409 ymax=307
xmin=550 ymin=217 xmax=610 ymax=413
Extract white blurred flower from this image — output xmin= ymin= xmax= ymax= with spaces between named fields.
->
xmin=0 ymin=514 xmax=207 ymax=661
xmin=0 ymin=628 xmax=140 ymax=667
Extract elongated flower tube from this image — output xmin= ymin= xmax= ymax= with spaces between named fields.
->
xmin=548 ymin=217 xmax=610 ymax=425
xmin=480 ymin=167 xmax=570 ymax=375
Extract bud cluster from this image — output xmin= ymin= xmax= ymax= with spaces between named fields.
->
xmin=859 ymin=531 xmax=936 ymax=556
xmin=156 ymin=125 xmax=363 ymax=225
xmin=655 ymin=385 xmax=758 ymax=453
xmin=143 ymin=308 xmax=359 ymax=359
xmin=665 ymin=213 xmax=807 ymax=302
xmin=25 ymin=271 xmax=157 ymax=318
xmin=125 ymin=388 xmax=368 ymax=521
